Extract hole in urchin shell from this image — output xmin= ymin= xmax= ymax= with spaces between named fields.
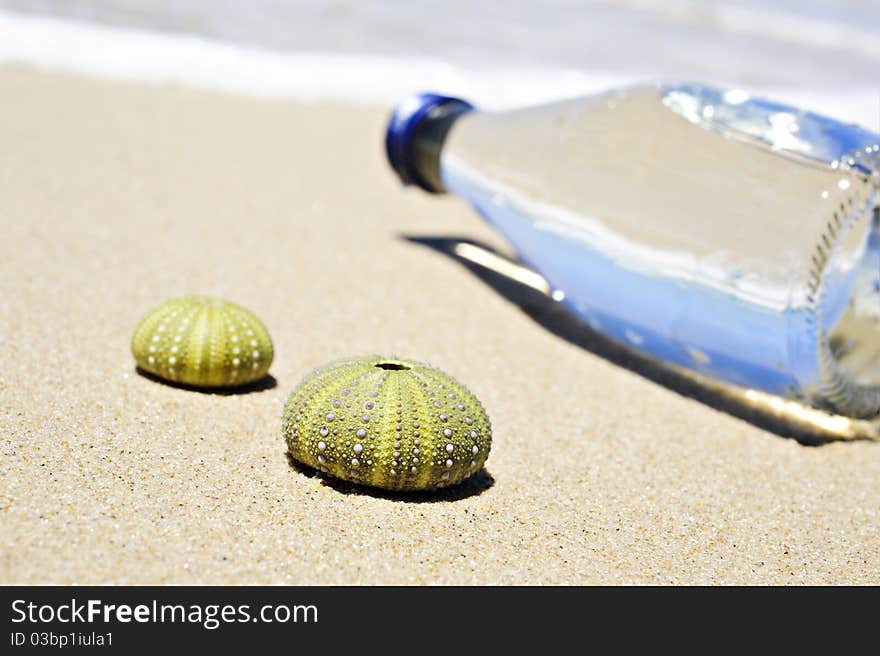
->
xmin=374 ymin=361 xmax=411 ymax=371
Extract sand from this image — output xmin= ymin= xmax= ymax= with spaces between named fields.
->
xmin=1 ymin=67 xmax=878 ymax=585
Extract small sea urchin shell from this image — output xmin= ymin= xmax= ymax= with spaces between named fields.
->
xmin=131 ymin=296 xmax=274 ymax=388
xmin=283 ymin=356 xmax=492 ymax=491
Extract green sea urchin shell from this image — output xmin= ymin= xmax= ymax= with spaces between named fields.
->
xmin=283 ymin=356 xmax=492 ymax=491
xmin=131 ymin=296 xmax=274 ymax=388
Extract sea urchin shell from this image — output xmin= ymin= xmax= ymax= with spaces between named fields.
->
xmin=131 ymin=295 xmax=274 ymax=388
xmin=283 ymin=356 xmax=492 ymax=491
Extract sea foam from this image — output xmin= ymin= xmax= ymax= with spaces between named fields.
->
xmin=0 ymin=9 xmax=876 ymax=130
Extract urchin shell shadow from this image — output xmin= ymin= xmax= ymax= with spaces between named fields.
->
xmin=402 ymin=234 xmax=875 ymax=446
xmin=286 ymin=452 xmax=494 ymax=502
xmin=136 ymin=367 xmax=277 ymax=395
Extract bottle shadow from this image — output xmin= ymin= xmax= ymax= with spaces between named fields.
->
xmin=402 ymin=234 xmax=878 ymax=446
xmin=286 ymin=453 xmax=495 ymax=502
xmin=135 ymin=367 xmax=278 ymax=395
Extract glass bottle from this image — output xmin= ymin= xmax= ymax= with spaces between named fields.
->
xmin=386 ymin=84 xmax=880 ymax=418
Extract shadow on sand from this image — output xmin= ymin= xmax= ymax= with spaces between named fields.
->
xmin=135 ymin=367 xmax=278 ymax=395
xmin=287 ymin=453 xmax=495 ymax=502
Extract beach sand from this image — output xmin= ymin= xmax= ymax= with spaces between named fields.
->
xmin=1 ymin=67 xmax=878 ymax=584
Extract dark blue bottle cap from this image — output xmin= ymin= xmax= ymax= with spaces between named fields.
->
xmin=385 ymin=92 xmax=474 ymax=192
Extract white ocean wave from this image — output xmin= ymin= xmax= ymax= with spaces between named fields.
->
xmin=0 ymin=8 xmax=876 ymax=130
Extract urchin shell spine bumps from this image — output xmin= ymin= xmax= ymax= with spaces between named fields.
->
xmin=131 ymin=296 xmax=274 ymax=388
xmin=283 ymin=356 xmax=492 ymax=491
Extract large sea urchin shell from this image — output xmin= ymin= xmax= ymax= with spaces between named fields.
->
xmin=283 ymin=356 xmax=492 ymax=491
xmin=131 ymin=296 xmax=274 ymax=388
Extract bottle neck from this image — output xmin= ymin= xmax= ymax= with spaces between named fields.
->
xmin=408 ymin=100 xmax=474 ymax=193
xmin=386 ymin=93 xmax=474 ymax=193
